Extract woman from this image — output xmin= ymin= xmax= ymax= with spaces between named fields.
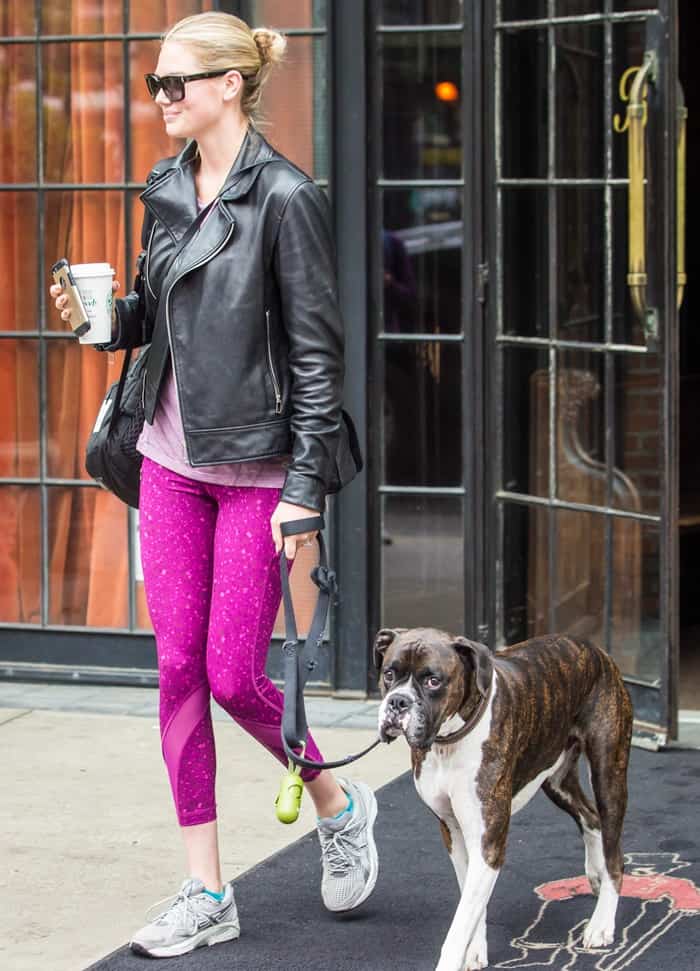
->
xmin=50 ymin=11 xmax=377 ymax=959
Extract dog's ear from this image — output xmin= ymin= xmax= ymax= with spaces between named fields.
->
xmin=373 ymin=628 xmax=406 ymax=670
xmin=452 ymin=636 xmax=493 ymax=697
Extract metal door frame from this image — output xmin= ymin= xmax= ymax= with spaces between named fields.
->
xmin=482 ymin=0 xmax=679 ymax=742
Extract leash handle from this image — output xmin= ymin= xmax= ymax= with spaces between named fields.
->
xmin=278 ymin=515 xmax=385 ymax=771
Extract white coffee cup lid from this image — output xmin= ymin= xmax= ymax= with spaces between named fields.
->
xmin=71 ymin=262 xmax=114 ymax=276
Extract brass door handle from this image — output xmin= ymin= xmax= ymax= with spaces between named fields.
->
xmin=625 ymin=50 xmax=658 ymax=345
xmin=677 ymin=81 xmax=687 ymax=310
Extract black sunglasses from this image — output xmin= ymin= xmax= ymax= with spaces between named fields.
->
xmin=144 ymin=69 xmax=252 ymax=102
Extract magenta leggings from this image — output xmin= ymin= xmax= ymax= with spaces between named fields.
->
xmin=139 ymin=456 xmax=324 ymax=827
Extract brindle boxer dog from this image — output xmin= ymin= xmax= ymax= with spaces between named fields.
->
xmin=375 ymin=628 xmax=633 ymax=971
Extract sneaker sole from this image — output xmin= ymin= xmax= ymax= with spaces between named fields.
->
xmin=129 ymin=921 xmax=240 ymax=958
xmin=329 ymin=782 xmax=379 ymax=913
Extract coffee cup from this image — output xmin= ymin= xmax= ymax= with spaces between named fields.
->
xmin=70 ymin=263 xmax=115 ymax=344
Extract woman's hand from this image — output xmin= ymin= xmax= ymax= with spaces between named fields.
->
xmin=49 ymin=278 xmax=120 ymax=335
xmin=271 ymin=500 xmax=320 ymax=560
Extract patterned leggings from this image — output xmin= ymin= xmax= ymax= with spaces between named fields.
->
xmin=139 ymin=455 xmax=324 ymax=827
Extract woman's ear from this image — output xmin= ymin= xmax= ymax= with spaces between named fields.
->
xmin=452 ymin=636 xmax=494 ymax=697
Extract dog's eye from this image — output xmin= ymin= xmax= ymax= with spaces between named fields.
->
xmin=426 ymin=675 xmax=442 ymax=689
xmin=383 ymin=669 xmax=395 ymax=683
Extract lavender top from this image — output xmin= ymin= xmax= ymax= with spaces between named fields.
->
xmin=136 ymin=196 xmax=288 ymax=488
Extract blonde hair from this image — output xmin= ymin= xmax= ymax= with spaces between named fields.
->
xmin=162 ymin=12 xmax=287 ymax=131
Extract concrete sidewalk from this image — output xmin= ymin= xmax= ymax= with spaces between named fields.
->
xmin=0 ymin=684 xmax=410 ymax=971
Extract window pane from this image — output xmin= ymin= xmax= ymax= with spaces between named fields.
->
xmin=0 ymin=44 xmax=37 ymax=182
xmin=1 ymin=6 xmax=36 ymax=34
xmin=382 ymin=342 xmax=462 ymax=487
xmin=556 ymin=188 xmax=605 ymax=342
xmin=47 ymin=486 xmax=128 ymax=627
xmin=610 ymin=522 xmax=660 ymax=685
xmin=257 ymin=35 xmax=329 ymax=181
xmin=129 ymin=1 xmax=214 ymax=33
xmin=43 ymin=191 xmax=126 ymax=332
xmin=381 ymin=495 xmax=464 ymax=633
xmin=42 ymin=43 xmax=124 ymax=184
xmin=46 ymin=339 xmax=130 ymax=481
xmin=0 ymin=486 xmax=41 ymax=624
xmin=382 ymin=189 xmax=462 ymax=335
xmin=0 ymin=193 xmax=39 ymax=331
xmin=614 ymin=351 xmax=662 ymax=516
xmin=42 ymin=2 xmax=123 ymax=34
xmin=555 ymin=25 xmax=604 ymax=179
xmin=553 ymin=508 xmax=606 ymax=641
xmin=611 ymin=20 xmax=647 ymax=180
xmin=501 ymin=501 xmax=547 ymax=644
xmin=502 ymin=188 xmax=548 ymax=338
xmin=0 ymin=339 xmax=39 ymax=478
xmin=379 ymin=0 xmax=463 ymax=25
xmin=556 ymin=350 xmax=606 ymax=507
xmin=500 ymin=1 xmax=547 ymax=18
xmin=380 ymin=31 xmax=462 ymax=181
xmin=248 ymin=0 xmax=327 ymax=28
xmin=501 ymin=29 xmax=548 ymax=179
xmin=502 ymin=345 xmax=550 ymax=497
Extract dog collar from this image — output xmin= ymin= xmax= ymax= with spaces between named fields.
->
xmin=433 ymin=674 xmax=494 ymax=747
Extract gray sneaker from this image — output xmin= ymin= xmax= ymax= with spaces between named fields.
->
xmin=129 ymin=876 xmax=240 ymax=958
xmin=316 ymin=777 xmax=379 ymax=912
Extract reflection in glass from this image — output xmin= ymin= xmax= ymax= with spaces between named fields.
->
xmin=0 ymin=45 xmax=37 ymax=183
xmin=614 ymin=351 xmax=662 ymax=516
xmin=501 ymin=29 xmax=548 ymax=179
xmin=612 ymin=186 xmax=647 ymax=347
xmin=500 ymin=1 xmax=547 ymax=18
xmin=555 ymin=351 xmax=606 ymax=507
xmin=0 ymin=486 xmax=41 ymax=624
xmin=502 ymin=346 xmax=550 ymax=497
xmin=380 ymin=31 xmax=462 ymax=181
xmin=48 ymin=487 xmax=128 ymax=627
xmin=502 ymin=188 xmax=547 ymax=337
xmin=382 ymin=343 xmax=462 ymax=487
xmin=380 ymin=0 xmax=463 ymax=24
xmin=0 ymin=340 xmax=39 ymax=478
xmin=610 ymin=522 xmax=659 ymax=685
xmin=42 ymin=43 xmax=124 ymax=184
xmin=382 ymin=190 xmax=462 ymax=335
xmin=555 ymin=25 xmax=604 ymax=178
xmin=381 ymin=495 xmax=464 ymax=633
xmin=0 ymin=194 xmax=39 ymax=332
xmin=501 ymin=501 xmax=547 ymax=644
xmin=556 ymin=188 xmax=605 ymax=342
xmin=551 ymin=508 xmax=607 ymax=641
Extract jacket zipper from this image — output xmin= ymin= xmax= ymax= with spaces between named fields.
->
xmin=164 ymin=214 xmax=236 ymax=462
xmin=145 ymin=222 xmax=157 ymax=300
xmin=265 ymin=309 xmax=283 ymax=415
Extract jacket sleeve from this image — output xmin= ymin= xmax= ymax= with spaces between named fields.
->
xmin=96 ymin=202 xmax=155 ymax=352
xmin=273 ymin=179 xmax=344 ymax=512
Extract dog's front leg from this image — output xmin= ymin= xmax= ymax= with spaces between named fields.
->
xmin=434 ymin=847 xmax=499 ymax=971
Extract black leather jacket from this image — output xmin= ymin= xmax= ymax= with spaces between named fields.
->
xmin=103 ymin=126 xmax=358 ymax=512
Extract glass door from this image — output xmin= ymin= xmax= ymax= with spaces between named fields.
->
xmin=486 ymin=1 xmax=680 ymax=742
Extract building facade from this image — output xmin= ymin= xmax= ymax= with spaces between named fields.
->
xmin=0 ymin=0 xmax=696 ymax=743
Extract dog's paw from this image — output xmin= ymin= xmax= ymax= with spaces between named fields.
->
xmin=464 ymin=942 xmax=488 ymax=970
xmin=582 ymin=919 xmax=614 ymax=949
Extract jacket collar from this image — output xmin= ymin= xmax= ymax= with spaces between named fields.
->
xmin=139 ymin=125 xmax=276 ymax=240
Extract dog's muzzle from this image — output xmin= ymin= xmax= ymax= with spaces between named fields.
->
xmin=378 ymin=691 xmax=422 ymax=743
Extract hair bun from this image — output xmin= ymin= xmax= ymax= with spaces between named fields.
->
xmin=252 ymin=27 xmax=287 ymax=67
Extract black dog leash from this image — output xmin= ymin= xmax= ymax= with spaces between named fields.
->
xmin=278 ymin=516 xmax=384 ymax=771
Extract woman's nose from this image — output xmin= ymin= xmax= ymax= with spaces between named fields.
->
xmin=154 ymin=88 xmax=172 ymax=107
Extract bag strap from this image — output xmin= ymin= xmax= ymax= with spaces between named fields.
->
xmin=107 ymin=344 xmax=135 ymax=435
xmin=278 ymin=515 xmax=384 ymax=771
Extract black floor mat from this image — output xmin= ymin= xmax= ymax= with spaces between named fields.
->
xmin=87 ymin=747 xmax=700 ymax=970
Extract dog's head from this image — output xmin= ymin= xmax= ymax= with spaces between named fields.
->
xmin=374 ymin=627 xmax=493 ymax=750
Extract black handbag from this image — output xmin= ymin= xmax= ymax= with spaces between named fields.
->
xmin=85 ymin=343 xmax=148 ymax=508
